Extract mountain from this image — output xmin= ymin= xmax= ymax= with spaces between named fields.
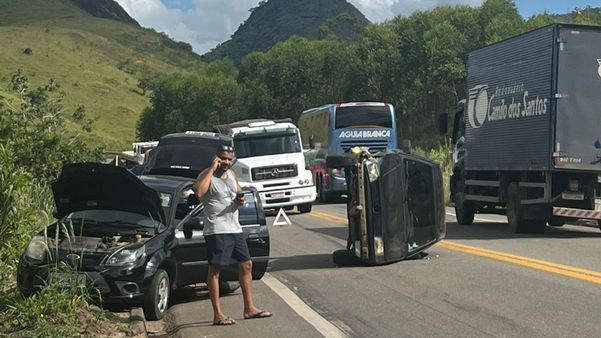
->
xmin=0 ymin=0 xmax=203 ymax=150
xmin=203 ymin=0 xmax=369 ymax=63
xmin=71 ymin=0 xmax=139 ymax=26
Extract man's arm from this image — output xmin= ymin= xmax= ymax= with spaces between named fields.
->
xmin=195 ymin=156 xmax=221 ymax=199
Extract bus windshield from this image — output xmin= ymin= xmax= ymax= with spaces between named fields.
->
xmin=234 ymin=131 xmax=301 ymax=158
xmin=335 ymin=106 xmax=393 ymax=129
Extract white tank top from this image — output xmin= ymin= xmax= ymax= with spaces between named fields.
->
xmin=201 ymin=171 xmax=242 ymax=235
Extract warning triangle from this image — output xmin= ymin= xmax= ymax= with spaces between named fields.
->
xmin=273 ymin=208 xmax=291 ymax=226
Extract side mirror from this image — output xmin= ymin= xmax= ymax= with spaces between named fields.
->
xmin=309 ymin=135 xmax=316 ymax=149
xmin=438 ymin=113 xmax=449 ymax=134
xmin=401 ymin=139 xmax=412 ymax=154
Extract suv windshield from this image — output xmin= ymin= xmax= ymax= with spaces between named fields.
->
xmin=335 ymin=106 xmax=392 ymax=129
xmin=234 ymin=131 xmax=301 ymax=158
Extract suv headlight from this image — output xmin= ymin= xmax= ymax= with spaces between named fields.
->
xmin=25 ymin=236 xmax=48 ymax=261
xmin=106 ymin=246 xmax=146 ymax=266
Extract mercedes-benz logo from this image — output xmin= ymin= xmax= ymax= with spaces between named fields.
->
xmin=271 ymin=168 xmax=280 ymax=177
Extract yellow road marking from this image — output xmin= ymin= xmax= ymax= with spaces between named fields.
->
xmin=307 ymin=210 xmax=601 ymax=285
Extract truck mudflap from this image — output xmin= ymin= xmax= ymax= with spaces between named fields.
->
xmin=553 ymin=207 xmax=601 ymax=220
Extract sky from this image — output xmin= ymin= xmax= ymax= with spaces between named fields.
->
xmin=114 ymin=0 xmax=601 ymax=55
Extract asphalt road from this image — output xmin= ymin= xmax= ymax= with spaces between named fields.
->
xmin=160 ymin=204 xmax=601 ymax=338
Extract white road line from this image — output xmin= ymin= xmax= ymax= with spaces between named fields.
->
xmin=262 ymin=273 xmax=347 ymax=338
xmin=446 ymin=211 xmax=506 ymax=224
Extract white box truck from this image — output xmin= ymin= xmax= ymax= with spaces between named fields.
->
xmin=214 ymin=119 xmax=317 ymax=213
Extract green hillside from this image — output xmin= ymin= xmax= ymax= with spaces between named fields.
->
xmin=0 ymin=0 xmax=204 ymax=150
xmin=203 ymin=0 xmax=369 ymax=63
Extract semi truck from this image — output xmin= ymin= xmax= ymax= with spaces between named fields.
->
xmin=450 ymin=23 xmax=601 ymax=233
xmin=214 ymin=119 xmax=316 ymax=213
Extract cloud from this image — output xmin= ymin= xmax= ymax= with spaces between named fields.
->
xmin=115 ymin=0 xmax=485 ymax=54
xmin=115 ymin=0 xmax=258 ymax=54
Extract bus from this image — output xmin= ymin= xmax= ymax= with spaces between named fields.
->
xmin=298 ymin=102 xmax=397 ymax=202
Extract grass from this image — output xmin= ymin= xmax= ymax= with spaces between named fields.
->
xmin=0 ymin=0 xmax=205 ymax=150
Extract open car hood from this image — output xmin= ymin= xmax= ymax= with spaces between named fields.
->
xmin=52 ymin=163 xmax=166 ymax=224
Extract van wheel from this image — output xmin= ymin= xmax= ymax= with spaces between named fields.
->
xmin=333 ymin=249 xmax=359 ymax=266
xmin=143 ymin=269 xmax=170 ymax=320
xmin=454 ymin=180 xmax=474 ymax=225
xmin=219 ymin=281 xmax=240 ymax=295
xmin=507 ymin=183 xmax=545 ymax=233
xmin=298 ymin=203 xmax=312 ymax=213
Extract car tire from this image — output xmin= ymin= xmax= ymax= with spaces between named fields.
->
xmin=219 ymin=281 xmax=240 ymax=295
xmin=143 ymin=269 xmax=170 ymax=320
xmin=333 ymin=249 xmax=360 ymax=266
xmin=298 ymin=203 xmax=312 ymax=213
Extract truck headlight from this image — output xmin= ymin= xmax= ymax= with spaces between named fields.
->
xmin=25 ymin=236 xmax=48 ymax=261
xmin=106 ymin=246 xmax=146 ymax=266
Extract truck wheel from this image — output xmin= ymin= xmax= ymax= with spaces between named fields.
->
xmin=317 ymin=176 xmax=329 ymax=203
xmin=219 ymin=281 xmax=240 ymax=295
xmin=333 ymin=249 xmax=360 ymax=266
xmin=298 ymin=203 xmax=312 ymax=213
xmin=547 ymin=217 xmax=565 ymax=227
xmin=507 ymin=183 xmax=546 ymax=233
xmin=454 ymin=181 xmax=475 ymax=225
xmin=143 ymin=269 xmax=170 ymax=320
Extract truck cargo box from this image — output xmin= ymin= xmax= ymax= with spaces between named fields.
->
xmin=465 ymin=24 xmax=601 ymax=172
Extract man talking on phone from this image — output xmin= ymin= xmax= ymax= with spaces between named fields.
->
xmin=194 ymin=144 xmax=272 ymax=326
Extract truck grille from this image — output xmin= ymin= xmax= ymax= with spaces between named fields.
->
xmin=252 ymin=164 xmax=297 ymax=181
xmin=340 ymin=140 xmax=389 ymax=153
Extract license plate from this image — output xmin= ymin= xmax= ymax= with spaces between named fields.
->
xmin=562 ymin=192 xmax=584 ymax=201
xmin=50 ymin=272 xmax=86 ymax=287
xmin=271 ymin=193 xmax=285 ymax=199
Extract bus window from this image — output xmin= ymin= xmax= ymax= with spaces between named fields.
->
xmin=335 ymin=106 xmax=393 ymax=129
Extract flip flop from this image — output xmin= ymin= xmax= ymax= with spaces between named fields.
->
xmin=213 ymin=316 xmax=236 ymax=325
xmin=244 ymin=310 xmax=273 ymax=320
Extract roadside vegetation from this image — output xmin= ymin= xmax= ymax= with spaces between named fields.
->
xmin=0 ymin=71 xmax=125 ymax=336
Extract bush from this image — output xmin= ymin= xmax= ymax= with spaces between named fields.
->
xmin=0 ymin=71 xmax=117 ymax=336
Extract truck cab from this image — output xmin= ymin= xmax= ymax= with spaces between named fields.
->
xmin=214 ymin=119 xmax=317 ymax=213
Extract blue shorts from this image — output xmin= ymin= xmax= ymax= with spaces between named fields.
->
xmin=205 ymin=233 xmax=251 ymax=267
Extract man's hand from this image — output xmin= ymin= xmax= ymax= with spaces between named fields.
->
xmin=210 ymin=156 xmax=222 ymax=172
xmin=234 ymin=192 xmax=246 ymax=206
